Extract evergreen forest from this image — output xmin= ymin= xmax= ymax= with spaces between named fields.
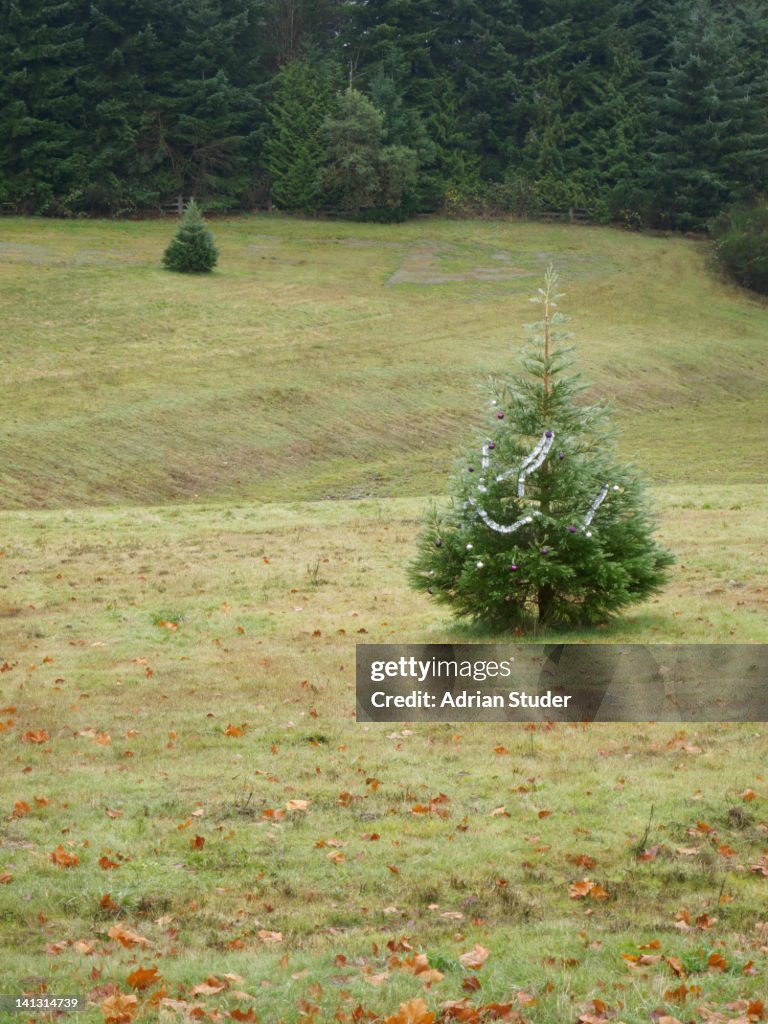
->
xmin=2 ymin=0 xmax=766 ymax=228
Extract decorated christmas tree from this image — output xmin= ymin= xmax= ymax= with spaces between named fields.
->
xmin=162 ymin=199 xmax=218 ymax=273
xmin=408 ymin=268 xmax=673 ymax=629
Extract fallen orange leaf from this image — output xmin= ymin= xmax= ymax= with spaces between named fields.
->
xmin=400 ymin=953 xmax=444 ymax=987
xmin=707 ymin=951 xmax=727 ymax=972
xmin=100 ymin=992 xmax=138 ymax=1023
xmin=22 ymin=729 xmax=49 ymax=744
xmin=567 ymin=854 xmax=597 ymax=869
xmin=364 ymin=972 xmax=390 ymax=987
xmin=126 ymin=966 xmax=162 ymax=990
xmin=383 ymin=997 xmax=435 ymax=1024
xmin=666 ymin=956 xmax=686 ymax=978
xmin=459 ymin=944 xmax=490 ymax=970
xmin=108 ymin=923 xmax=152 ymax=948
xmin=568 ymin=879 xmax=609 ymax=901
xmin=51 ymin=844 xmax=79 ymax=868
xmin=190 ymin=976 xmax=227 ymax=995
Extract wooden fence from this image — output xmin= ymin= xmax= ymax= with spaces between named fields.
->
xmin=157 ymin=196 xmax=191 ymax=216
xmin=538 ymin=207 xmax=592 ymax=224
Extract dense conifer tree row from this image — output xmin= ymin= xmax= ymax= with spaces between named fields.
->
xmin=1 ymin=0 xmax=767 ymax=225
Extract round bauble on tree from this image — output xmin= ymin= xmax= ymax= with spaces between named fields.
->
xmin=408 ymin=267 xmax=674 ymax=630
xmin=162 ymin=199 xmax=219 ymax=274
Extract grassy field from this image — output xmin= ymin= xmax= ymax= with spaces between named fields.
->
xmin=1 ymin=216 xmax=767 ymax=1023
xmin=1 ymin=215 xmax=767 ymax=508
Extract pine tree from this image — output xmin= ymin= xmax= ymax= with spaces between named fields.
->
xmin=265 ymin=57 xmax=336 ymax=211
xmin=162 ymin=199 xmax=219 ymax=273
xmin=408 ymin=269 xmax=673 ymax=630
xmin=0 ymin=0 xmax=87 ymax=212
xmin=647 ymin=0 xmax=768 ymax=229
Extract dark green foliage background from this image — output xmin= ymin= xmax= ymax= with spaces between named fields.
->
xmin=2 ymin=0 xmax=768 ymax=226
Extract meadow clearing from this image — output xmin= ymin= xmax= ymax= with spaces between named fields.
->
xmin=1 ymin=216 xmax=767 ymax=1023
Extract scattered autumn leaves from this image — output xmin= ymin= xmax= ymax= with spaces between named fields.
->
xmin=4 ymin=707 xmax=768 ymax=1023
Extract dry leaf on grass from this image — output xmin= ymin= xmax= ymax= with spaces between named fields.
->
xmin=126 ymin=966 xmax=162 ymax=990
xmin=383 ymin=997 xmax=435 ymax=1024
xmin=107 ymin=923 xmax=153 ymax=948
xmin=459 ymin=944 xmax=490 ymax=970
xmin=22 ymin=729 xmax=49 ymax=744
xmin=51 ymin=844 xmax=80 ymax=868
xmin=100 ymin=993 xmax=138 ymax=1023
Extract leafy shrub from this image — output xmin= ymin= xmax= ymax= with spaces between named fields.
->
xmin=711 ymin=198 xmax=768 ymax=294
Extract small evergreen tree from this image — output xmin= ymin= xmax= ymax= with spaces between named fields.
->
xmin=408 ymin=269 xmax=673 ymax=630
xmin=162 ymin=199 xmax=219 ymax=273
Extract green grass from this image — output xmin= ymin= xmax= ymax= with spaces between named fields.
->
xmin=1 ymin=215 xmax=766 ymax=509
xmin=1 ymin=216 xmax=768 ymax=1023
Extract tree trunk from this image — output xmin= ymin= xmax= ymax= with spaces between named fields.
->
xmin=538 ymin=584 xmax=555 ymax=623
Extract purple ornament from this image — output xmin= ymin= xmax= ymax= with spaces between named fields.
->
xmin=568 ymin=526 xmax=577 ymax=534
xmin=497 ymin=411 xmax=505 ymax=419
xmin=558 ymin=452 xmax=564 ymax=460
xmin=545 ymin=430 xmax=553 ymax=438
xmin=488 ymin=442 xmax=495 ymax=450
xmin=541 ymin=547 xmax=549 ymax=555
xmin=510 ymin=563 xmax=519 ymax=572
xmin=434 ymin=538 xmax=443 ymax=547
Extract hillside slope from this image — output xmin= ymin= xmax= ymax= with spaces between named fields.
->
xmin=1 ymin=216 xmax=766 ymax=508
